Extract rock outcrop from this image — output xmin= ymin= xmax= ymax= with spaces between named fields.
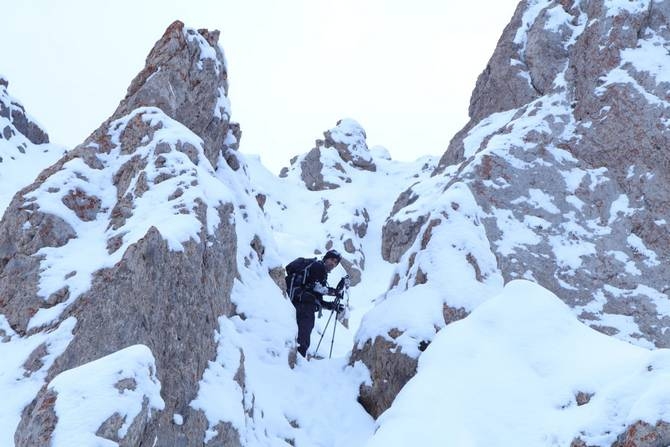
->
xmin=0 ymin=77 xmax=65 ymax=213
xmin=358 ymin=0 xmax=670 ymax=421
xmin=114 ymin=21 xmax=236 ymax=169
xmin=280 ymin=118 xmax=376 ymax=190
xmin=16 ymin=345 xmax=164 ymax=447
xmin=444 ymin=0 xmax=670 ymax=347
xmin=2 ymin=21 xmax=248 ymax=445
xmin=270 ymin=119 xmax=437 ymax=290
xmin=350 ymin=334 xmax=418 ymax=419
xmin=610 ymin=421 xmax=670 ymax=447
xmin=0 ymin=76 xmax=49 ymax=146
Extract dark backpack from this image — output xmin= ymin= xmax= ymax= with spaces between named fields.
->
xmin=285 ymin=257 xmax=317 ymax=300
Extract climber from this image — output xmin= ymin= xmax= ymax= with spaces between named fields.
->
xmin=286 ymin=249 xmax=346 ymax=358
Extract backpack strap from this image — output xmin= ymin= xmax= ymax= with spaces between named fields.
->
xmin=288 ymin=258 xmax=316 ymax=302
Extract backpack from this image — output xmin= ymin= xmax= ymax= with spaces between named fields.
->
xmin=285 ymin=257 xmax=317 ymax=300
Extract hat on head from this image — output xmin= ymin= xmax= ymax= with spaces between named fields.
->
xmin=323 ymin=249 xmax=341 ymax=262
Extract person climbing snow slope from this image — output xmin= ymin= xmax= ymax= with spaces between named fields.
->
xmin=285 ymin=249 xmax=346 ymax=357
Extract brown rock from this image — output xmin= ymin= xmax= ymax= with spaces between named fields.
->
xmin=349 ymin=333 xmax=418 ymax=419
xmin=114 ymin=21 xmax=236 ymax=168
xmin=611 ymin=420 xmax=670 ymax=447
xmin=4 ymin=21 xmax=246 ymax=445
xmin=0 ymin=78 xmax=49 ymax=145
xmin=386 ymin=0 xmax=670 ymax=348
xmin=283 ymin=119 xmax=376 ymax=190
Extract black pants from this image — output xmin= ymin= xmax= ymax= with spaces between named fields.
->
xmin=295 ymin=301 xmax=316 ymax=357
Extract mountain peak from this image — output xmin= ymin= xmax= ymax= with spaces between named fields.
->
xmin=0 ymin=77 xmax=49 ymax=145
xmin=109 ymin=20 xmax=235 ymax=168
xmin=323 ymin=118 xmax=375 ymax=171
xmin=280 ymin=118 xmax=376 ymax=190
xmin=0 ymin=77 xmax=65 ymax=213
xmin=2 ymin=21 xmax=251 ymax=445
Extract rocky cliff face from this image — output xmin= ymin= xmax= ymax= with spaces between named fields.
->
xmin=1 ymin=21 xmax=257 ymax=446
xmin=359 ymin=0 xmax=670 ymax=422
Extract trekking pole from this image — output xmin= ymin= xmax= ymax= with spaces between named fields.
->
xmin=314 ymin=307 xmax=335 ymax=357
xmin=328 ymin=298 xmax=340 ymax=359
xmin=329 ymin=279 xmax=351 ymax=358
xmin=315 ymin=276 xmax=350 ymax=358
xmin=344 ymin=280 xmax=351 ymax=309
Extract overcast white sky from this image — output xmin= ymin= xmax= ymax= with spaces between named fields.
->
xmin=2 ymin=0 xmax=519 ymax=174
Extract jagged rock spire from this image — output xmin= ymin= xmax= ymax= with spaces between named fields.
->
xmin=3 ymin=21 xmax=244 ymax=445
xmin=106 ymin=20 xmax=239 ymax=168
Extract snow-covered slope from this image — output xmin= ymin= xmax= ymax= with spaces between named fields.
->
xmin=368 ymin=280 xmax=670 ymax=447
xmin=247 ymin=118 xmax=437 ymax=354
xmin=0 ymin=76 xmax=66 ymax=214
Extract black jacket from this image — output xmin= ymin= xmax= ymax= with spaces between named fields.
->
xmin=298 ymin=260 xmax=337 ymax=309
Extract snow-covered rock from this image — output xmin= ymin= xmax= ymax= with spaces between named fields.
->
xmin=266 ymin=118 xmax=435 ymax=287
xmin=16 ymin=345 xmax=164 ymax=447
xmin=0 ymin=21 xmax=265 ymax=446
xmin=0 ymin=76 xmax=49 ymax=146
xmin=359 ymin=0 xmax=670 ymax=421
xmin=0 ymin=76 xmax=66 ymax=214
xmin=434 ymin=0 xmax=670 ymax=348
xmin=280 ymin=118 xmax=376 ymax=191
xmin=0 ymin=316 xmax=74 ymax=447
xmin=354 ymin=176 xmax=504 ymax=417
xmin=116 ymin=21 xmax=238 ymax=169
xmin=368 ymin=280 xmax=670 ymax=447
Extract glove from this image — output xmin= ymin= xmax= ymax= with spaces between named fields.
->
xmin=336 ymin=275 xmax=349 ymax=293
xmin=327 ymin=287 xmax=338 ymax=296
